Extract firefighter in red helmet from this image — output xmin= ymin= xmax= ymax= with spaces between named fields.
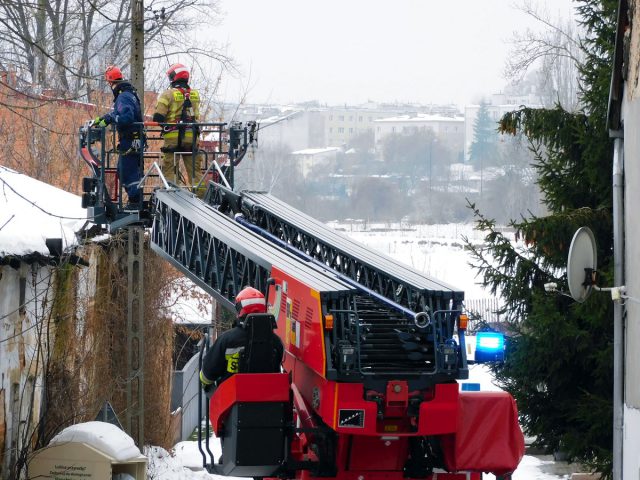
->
xmin=200 ymin=286 xmax=283 ymax=389
xmin=152 ymin=63 xmax=202 ymax=187
xmin=93 ymin=65 xmax=144 ymax=208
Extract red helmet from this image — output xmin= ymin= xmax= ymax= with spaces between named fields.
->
xmin=105 ymin=65 xmax=123 ymax=83
xmin=235 ymin=287 xmax=266 ymax=318
xmin=167 ymin=63 xmax=190 ymax=82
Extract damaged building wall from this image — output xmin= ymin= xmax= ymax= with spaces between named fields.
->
xmin=1 ymin=239 xmax=176 ymax=480
xmin=0 ymin=261 xmax=57 ymax=478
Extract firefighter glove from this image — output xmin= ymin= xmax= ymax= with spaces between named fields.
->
xmin=93 ymin=116 xmax=107 ymax=128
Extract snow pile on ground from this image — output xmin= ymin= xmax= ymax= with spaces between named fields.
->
xmin=147 ymin=439 xmax=247 ymax=480
xmin=49 ymin=421 xmax=142 ymax=462
xmin=146 ymin=446 xmax=213 ymax=480
xmin=510 ymin=455 xmax=571 ymax=480
xmin=460 ymin=363 xmax=505 ymax=392
xmin=0 ymin=165 xmax=86 ymax=256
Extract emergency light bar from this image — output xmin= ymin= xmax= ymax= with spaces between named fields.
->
xmin=474 ymin=331 xmax=505 ymax=363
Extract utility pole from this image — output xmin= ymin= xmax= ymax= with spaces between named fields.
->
xmin=126 ymin=226 xmax=145 ymax=448
xmin=126 ymin=0 xmax=145 ymax=449
xmin=131 ymin=0 xmax=145 ymax=111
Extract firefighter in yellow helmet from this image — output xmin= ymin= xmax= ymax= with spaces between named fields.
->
xmin=152 ymin=63 xmax=201 ymax=186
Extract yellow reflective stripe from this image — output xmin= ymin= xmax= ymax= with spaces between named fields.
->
xmin=162 ymin=131 xmax=195 ymax=139
xmin=225 ymin=351 xmax=242 ymax=373
xmin=200 ymin=370 xmax=214 ymax=385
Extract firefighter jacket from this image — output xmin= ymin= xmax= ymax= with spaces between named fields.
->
xmin=102 ymin=82 xmax=143 ymax=151
xmin=153 ymin=81 xmax=200 ymax=144
xmin=200 ymin=323 xmax=283 ymax=386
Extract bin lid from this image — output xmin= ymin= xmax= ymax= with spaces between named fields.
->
xmin=49 ymin=421 xmax=144 ymax=462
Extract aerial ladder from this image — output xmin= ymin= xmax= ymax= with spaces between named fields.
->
xmin=79 ymin=120 xmax=524 ymax=480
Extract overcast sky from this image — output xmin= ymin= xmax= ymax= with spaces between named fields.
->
xmin=208 ymin=0 xmax=575 ymax=108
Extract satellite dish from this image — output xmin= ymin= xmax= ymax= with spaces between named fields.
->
xmin=567 ymin=227 xmax=598 ymax=303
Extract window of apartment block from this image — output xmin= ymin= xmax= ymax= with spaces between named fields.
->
xmin=329 ymin=115 xmax=333 ymax=121
xmin=349 ymin=128 xmax=353 ymax=133
xmin=339 ymin=115 xmax=344 ymax=121
xmin=338 ymin=127 xmax=344 ymax=133
xmin=349 ymin=116 xmax=353 ymax=121
xmin=392 ymin=127 xmax=396 ymax=133
xmin=358 ymin=116 xmax=363 ymax=122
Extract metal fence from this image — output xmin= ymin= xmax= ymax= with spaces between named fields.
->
xmin=171 ymin=351 xmax=206 ymax=442
xmin=464 ymin=298 xmax=502 ymax=329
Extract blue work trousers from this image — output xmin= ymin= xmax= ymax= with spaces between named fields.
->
xmin=118 ymin=153 xmax=142 ymax=203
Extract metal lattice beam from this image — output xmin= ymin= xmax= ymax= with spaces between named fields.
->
xmin=151 ymin=189 xmax=353 ymax=310
xmin=211 ymin=189 xmax=464 ymax=314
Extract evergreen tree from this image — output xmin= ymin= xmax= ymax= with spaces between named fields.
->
xmin=468 ymin=100 xmax=500 ymax=169
xmin=464 ymin=0 xmax=617 ymax=475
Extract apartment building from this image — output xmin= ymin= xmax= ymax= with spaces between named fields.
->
xmin=373 ymin=113 xmax=465 ymax=159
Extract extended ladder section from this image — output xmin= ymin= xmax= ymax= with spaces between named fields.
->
xmin=207 ymin=187 xmax=465 ymax=313
xmin=151 ymin=188 xmax=353 ymax=310
xmin=151 ymin=188 xmax=468 ymax=384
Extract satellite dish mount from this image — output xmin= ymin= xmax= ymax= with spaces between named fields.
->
xmin=566 ymin=227 xmax=625 ymax=303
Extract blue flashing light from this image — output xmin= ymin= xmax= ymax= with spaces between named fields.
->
xmin=475 ymin=331 xmax=505 ymax=363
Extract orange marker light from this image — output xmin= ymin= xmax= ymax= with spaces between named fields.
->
xmin=324 ymin=314 xmax=334 ymax=330
xmin=458 ymin=314 xmax=469 ymax=330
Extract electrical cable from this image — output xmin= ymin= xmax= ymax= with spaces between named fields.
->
xmin=0 ymin=176 xmax=95 ymax=221
xmin=0 ymin=214 xmax=15 ymax=233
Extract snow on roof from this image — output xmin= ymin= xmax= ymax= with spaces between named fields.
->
xmin=49 ymin=421 xmax=143 ymax=462
xmin=0 ymin=166 xmax=86 ymax=258
xmin=258 ymin=111 xmax=301 ymax=124
xmin=291 ymin=147 xmax=340 ymax=155
xmin=375 ymin=114 xmax=464 ymax=123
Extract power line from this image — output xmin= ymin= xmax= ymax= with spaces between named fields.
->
xmin=0 ymin=175 xmax=94 ymax=221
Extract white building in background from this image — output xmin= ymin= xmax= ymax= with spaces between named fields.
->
xmin=464 ymin=92 xmax=542 ymax=161
xmin=227 ymin=101 xmax=463 ymax=150
xmin=321 ymin=104 xmax=402 ymax=147
xmin=291 ymin=147 xmax=341 ymax=178
xmin=251 ymin=110 xmax=309 ymax=151
xmin=373 ymin=114 xmax=465 ymax=159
